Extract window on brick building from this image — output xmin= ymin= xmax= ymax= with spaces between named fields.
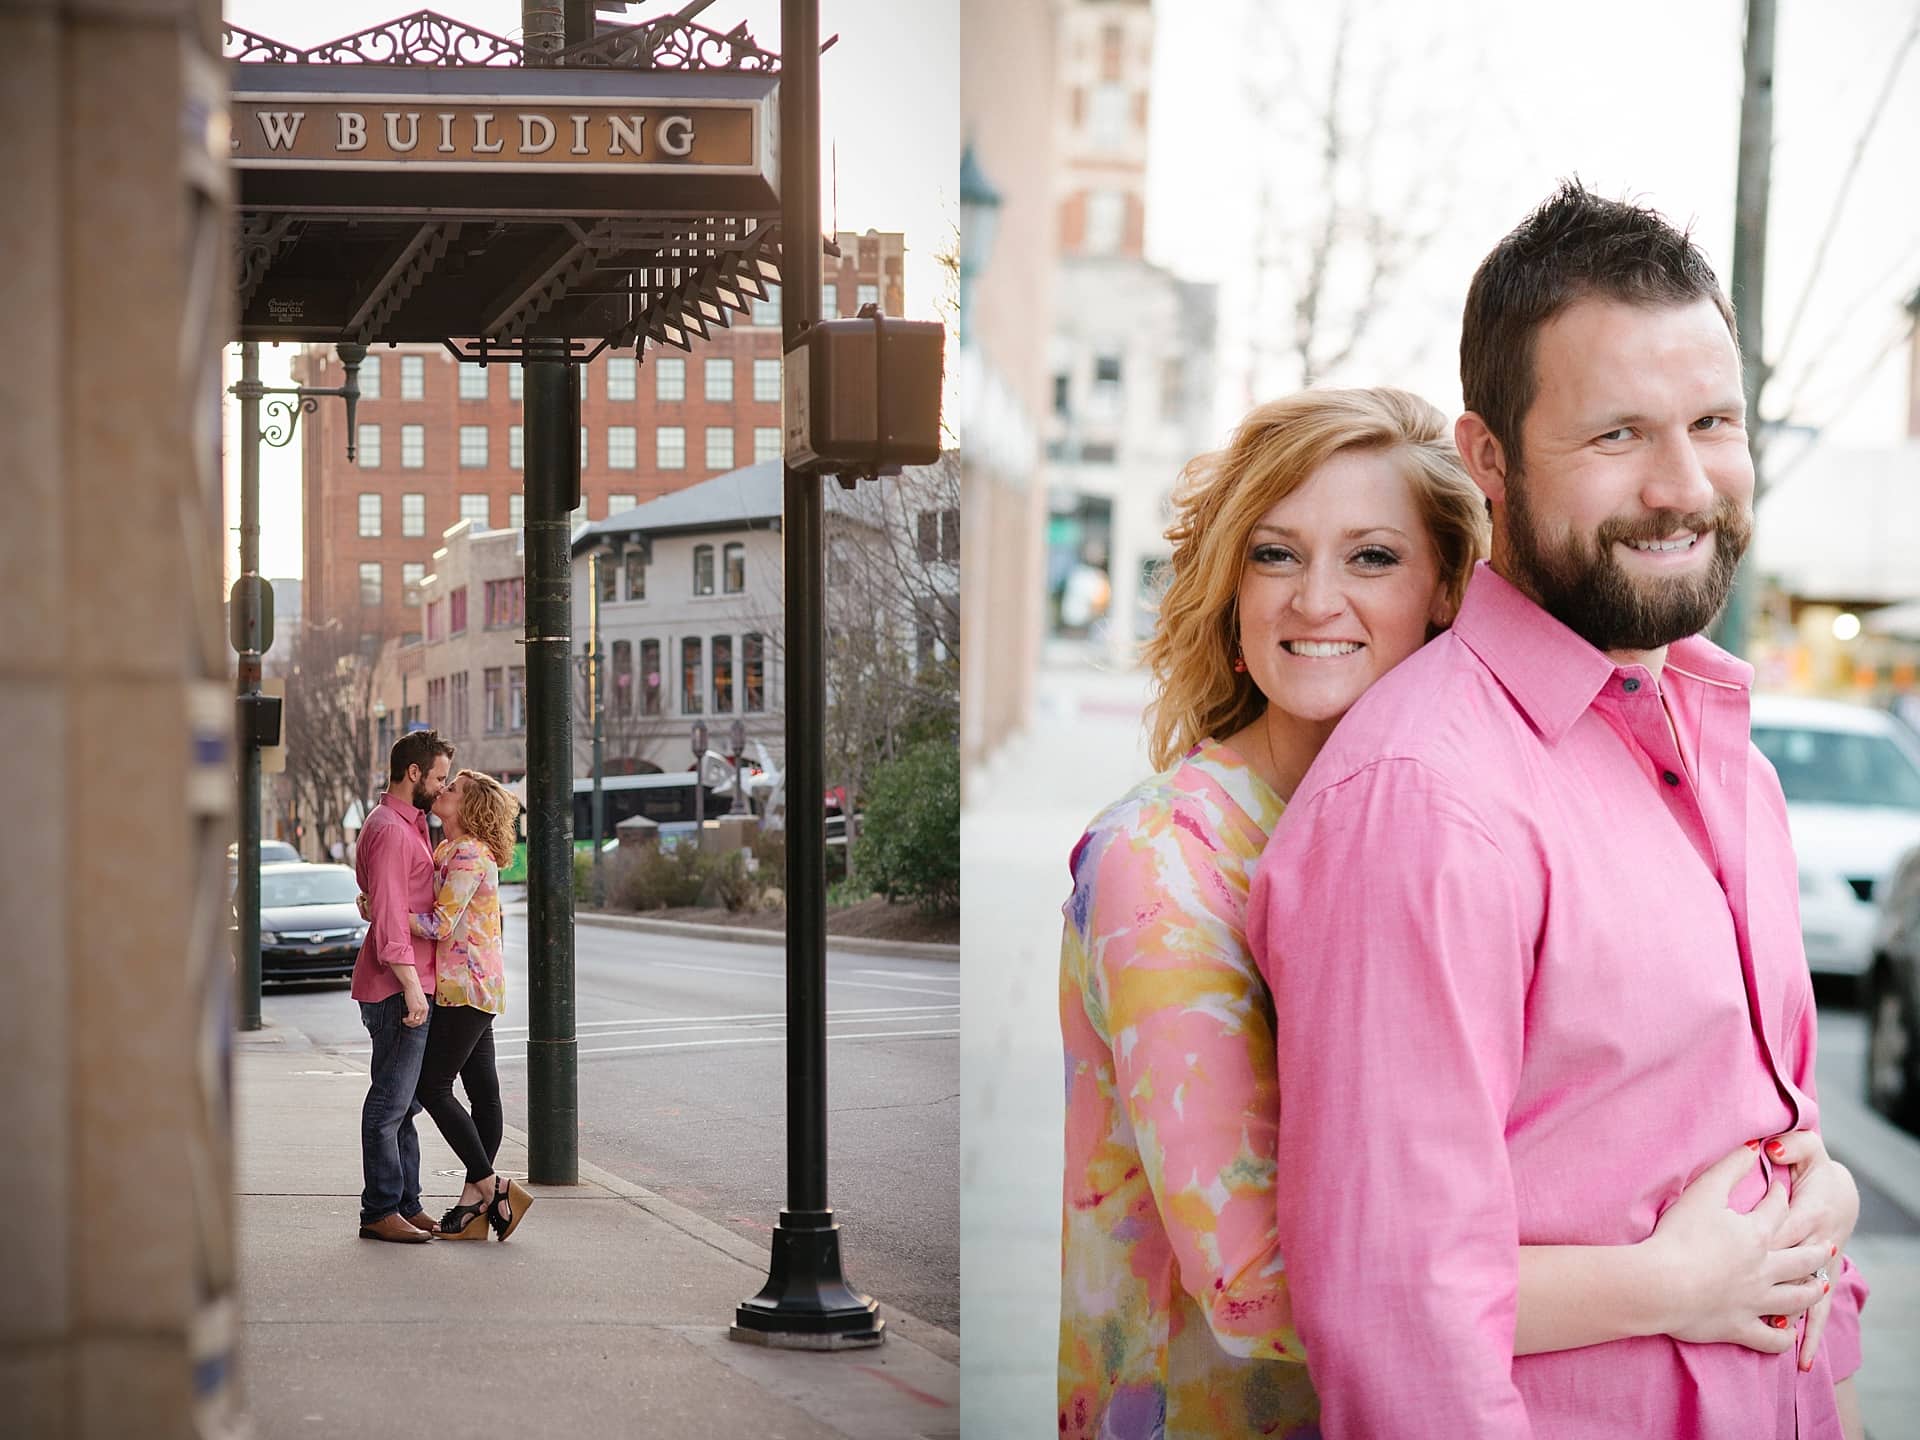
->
xmin=706 ymin=427 xmax=734 ymax=472
xmin=655 ymin=357 xmax=686 ymax=401
xmin=753 ymin=359 xmax=780 ymax=403
xmin=754 ymin=426 xmax=782 ymax=463
xmin=509 ymin=424 xmax=523 ymax=470
xmin=358 ymin=493 xmax=381 ymax=537
xmin=608 ymin=494 xmax=637 ymax=516
xmin=608 ymin=426 xmax=637 ymax=469
xmin=857 ymin=283 xmax=879 ymax=312
xmin=358 ymin=424 xmax=381 ymax=467
xmin=458 ymin=364 xmax=488 ymax=400
xmin=401 ymin=424 xmax=424 ymax=468
xmin=509 ymin=493 xmax=524 ymax=530
xmin=657 ymin=426 xmax=686 ymax=470
xmin=607 ymin=356 xmax=636 ymax=400
xmin=459 ymin=426 xmax=488 ymax=468
xmin=508 ymin=364 xmax=523 ymax=401
xmin=401 ymin=355 xmax=424 ymax=399
xmin=360 ymin=353 xmax=381 ymax=398
xmin=821 ymin=282 xmax=840 ymax=319
xmin=359 ymin=562 xmax=382 ymax=607
xmin=705 ymin=358 xmax=733 ymax=401
xmin=751 ymin=284 xmax=780 ymax=328
xmin=459 ymin=493 xmax=489 ymax=529
xmin=402 ymin=562 xmax=425 ymax=605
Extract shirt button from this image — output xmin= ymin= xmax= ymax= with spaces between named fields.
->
xmin=1621 ymin=678 xmax=1640 ymax=693
xmin=1663 ymin=770 xmax=1680 ymax=787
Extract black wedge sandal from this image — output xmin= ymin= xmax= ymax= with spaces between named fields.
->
xmin=486 ymin=1176 xmax=534 ymax=1241
xmin=438 ymin=1196 xmax=491 ymax=1241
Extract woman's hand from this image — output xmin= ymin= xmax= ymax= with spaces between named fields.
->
xmin=1643 ymin=1142 xmax=1828 ymax=1353
xmin=1763 ymin=1129 xmax=1858 ymax=1371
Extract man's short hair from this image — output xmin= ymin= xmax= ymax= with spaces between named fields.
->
xmin=1460 ymin=179 xmax=1737 ymax=469
xmin=389 ymin=728 xmax=455 ymax=783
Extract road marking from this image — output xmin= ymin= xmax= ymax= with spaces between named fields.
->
xmin=493 ymin=1026 xmax=960 ymax=1061
xmin=646 ymin=960 xmax=959 ymax=998
xmin=853 ymin=968 xmax=958 ymax=983
xmin=493 ymin=1011 xmax=957 ymax=1044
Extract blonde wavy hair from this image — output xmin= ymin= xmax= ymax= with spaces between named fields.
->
xmin=453 ymin=769 xmax=520 ymax=869
xmin=1143 ymin=387 xmax=1489 ymax=771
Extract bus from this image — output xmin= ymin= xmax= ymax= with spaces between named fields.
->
xmin=499 ymin=773 xmax=731 ymax=882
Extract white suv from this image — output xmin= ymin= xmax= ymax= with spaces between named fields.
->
xmin=1750 ymin=694 xmax=1920 ymax=979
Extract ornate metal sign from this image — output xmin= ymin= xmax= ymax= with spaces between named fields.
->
xmin=228 ymin=9 xmax=783 ymax=358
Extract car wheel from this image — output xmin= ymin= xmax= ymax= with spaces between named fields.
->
xmin=1865 ymin=961 xmax=1920 ymax=1131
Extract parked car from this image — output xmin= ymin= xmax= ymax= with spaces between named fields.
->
xmin=1869 ymin=843 xmax=1920 ymax=1129
xmin=1749 ymin=695 xmax=1920 ymax=982
xmin=228 ymin=839 xmax=302 ymax=874
xmin=247 ymin=862 xmax=367 ymax=982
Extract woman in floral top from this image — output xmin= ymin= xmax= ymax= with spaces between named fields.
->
xmin=1060 ymin=389 xmax=1843 ymax=1438
xmin=412 ymin=768 xmax=533 ymax=1241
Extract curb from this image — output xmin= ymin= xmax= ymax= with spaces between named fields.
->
xmin=1820 ymin=1069 xmax=1920 ymax=1219
xmin=571 ymin=908 xmax=960 ymax=963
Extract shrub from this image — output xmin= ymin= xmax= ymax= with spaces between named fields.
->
xmin=572 ymin=848 xmax=594 ymax=904
xmin=605 ymin=842 xmax=758 ymax=912
xmin=851 ymin=739 xmax=959 ymax=914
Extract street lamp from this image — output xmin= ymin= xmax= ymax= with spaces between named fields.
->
xmin=728 ymin=717 xmax=751 ymax=817
xmin=582 ymin=543 xmax=613 ymax=907
xmin=958 ymin=142 xmax=1003 ymax=345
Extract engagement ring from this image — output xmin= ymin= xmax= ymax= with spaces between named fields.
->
xmin=1815 ymin=1266 xmax=1830 ymax=1285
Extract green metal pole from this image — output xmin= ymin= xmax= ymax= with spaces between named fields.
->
xmin=590 ymin=550 xmax=606 ymax=906
xmin=524 ymin=355 xmax=578 ymax=1184
xmin=235 ymin=342 xmax=263 ymax=1032
xmin=731 ymin=0 xmax=882 ymax=1349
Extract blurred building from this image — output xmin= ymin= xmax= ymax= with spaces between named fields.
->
xmin=1041 ymin=0 xmax=1219 ymax=665
xmin=960 ymin=0 xmax=1061 ymax=789
xmin=296 ymin=231 xmax=904 ymax=650
xmin=1748 ymin=296 xmax=1920 ymax=703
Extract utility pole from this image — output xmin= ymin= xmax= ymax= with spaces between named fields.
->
xmin=588 ymin=546 xmax=607 ymax=907
xmin=1715 ymin=0 xmax=1775 ymax=658
xmin=522 ymin=0 xmax=581 ymax=1185
xmin=731 ymin=0 xmax=884 ymax=1349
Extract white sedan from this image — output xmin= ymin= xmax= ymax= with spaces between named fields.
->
xmin=1750 ymin=694 xmax=1920 ymax=980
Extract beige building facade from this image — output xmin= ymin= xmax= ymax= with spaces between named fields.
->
xmin=0 ymin=1 xmax=243 ymax=1434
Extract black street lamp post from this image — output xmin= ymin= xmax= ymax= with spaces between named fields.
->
xmin=229 ymin=340 xmax=366 ymax=1031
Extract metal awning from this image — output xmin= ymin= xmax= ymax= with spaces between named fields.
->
xmin=227 ymin=8 xmax=784 ymax=362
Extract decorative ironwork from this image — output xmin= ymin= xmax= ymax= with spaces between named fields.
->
xmin=235 ymin=214 xmax=299 ymax=313
xmin=441 ymin=336 xmax=611 ymax=365
xmin=223 ymin=10 xmax=523 ymax=67
xmin=260 ymin=395 xmax=320 ymax=449
xmin=349 ymin=222 xmax=463 ymax=341
xmin=555 ymin=13 xmax=779 ymax=72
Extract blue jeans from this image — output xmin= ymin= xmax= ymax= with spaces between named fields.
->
xmin=359 ymin=994 xmax=430 ymax=1225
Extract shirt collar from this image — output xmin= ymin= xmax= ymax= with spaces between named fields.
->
xmin=380 ymin=790 xmax=429 ymax=830
xmin=1449 ymin=561 xmax=1753 ymax=743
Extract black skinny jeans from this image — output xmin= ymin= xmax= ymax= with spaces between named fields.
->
xmin=414 ymin=1001 xmax=502 ymax=1184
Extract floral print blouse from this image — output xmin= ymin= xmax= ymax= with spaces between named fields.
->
xmin=410 ymin=837 xmax=506 ymax=1016
xmin=1059 ymin=739 xmax=1319 ymax=1439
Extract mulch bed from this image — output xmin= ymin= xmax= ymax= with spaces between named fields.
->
xmin=591 ymin=895 xmax=958 ymax=946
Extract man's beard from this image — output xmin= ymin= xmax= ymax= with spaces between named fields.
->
xmin=1503 ymin=473 xmax=1752 ymax=653
xmin=411 ymin=779 xmax=435 ymax=810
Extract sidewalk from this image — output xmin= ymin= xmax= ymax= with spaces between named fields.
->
xmin=234 ymin=1020 xmax=958 ymax=1439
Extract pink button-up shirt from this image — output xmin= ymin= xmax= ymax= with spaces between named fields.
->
xmin=350 ymin=791 xmax=438 ymax=1002
xmin=1250 ymin=563 xmax=1865 ymax=1440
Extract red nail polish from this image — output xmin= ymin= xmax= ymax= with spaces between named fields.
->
xmin=1745 ymin=1139 xmax=1761 ymax=1150
xmin=1765 ymin=1315 xmax=1787 ymax=1329
xmin=1830 ymin=1244 xmax=1838 ymax=1257
xmin=1823 ymin=1282 xmax=1830 ymax=1295
xmin=1766 ymin=1140 xmax=1786 ymax=1159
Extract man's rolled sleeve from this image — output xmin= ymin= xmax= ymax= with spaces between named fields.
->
xmin=1250 ymin=759 xmax=1534 ymax=1440
xmin=361 ymin=821 xmax=420 ymax=972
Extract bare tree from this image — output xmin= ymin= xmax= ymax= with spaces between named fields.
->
xmin=283 ymin=620 xmax=380 ymax=855
xmin=1242 ymin=0 xmax=1455 ymax=395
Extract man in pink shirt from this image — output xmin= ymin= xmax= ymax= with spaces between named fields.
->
xmin=351 ymin=728 xmax=453 ymax=1244
xmin=1251 ymin=183 xmax=1868 ymax=1437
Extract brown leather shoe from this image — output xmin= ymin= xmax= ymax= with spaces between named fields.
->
xmin=358 ymin=1212 xmax=432 ymax=1244
xmin=402 ymin=1210 xmax=440 ymax=1235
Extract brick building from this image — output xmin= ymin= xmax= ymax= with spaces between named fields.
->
xmin=296 ymin=230 xmax=906 ymax=649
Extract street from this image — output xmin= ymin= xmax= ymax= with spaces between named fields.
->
xmin=963 ymin=661 xmax=1920 ymax=1440
xmin=261 ymin=914 xmax=960 ymax=1335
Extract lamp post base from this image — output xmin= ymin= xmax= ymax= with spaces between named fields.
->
xmin=730 ymin=1209 xmax=885 ymax=1349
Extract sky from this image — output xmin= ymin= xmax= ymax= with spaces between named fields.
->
xmin=222 ymin=0 xmax=959 ymax=580
xmin=1145 ymin=0 xmax=1920 ymax=476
